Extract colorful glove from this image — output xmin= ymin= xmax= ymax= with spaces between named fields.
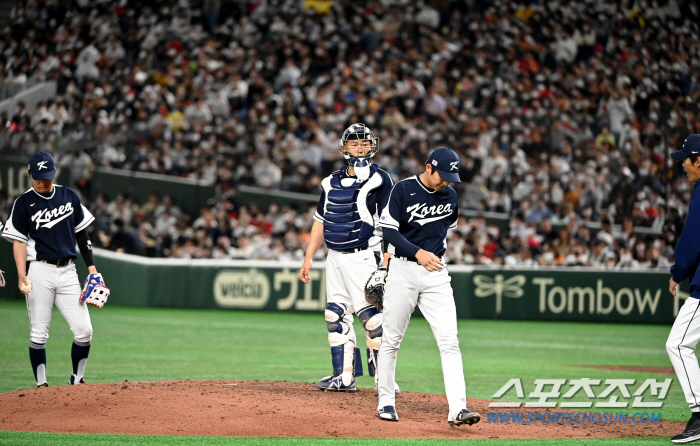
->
xmin=80 ymin=273 xmax=110 ymax=308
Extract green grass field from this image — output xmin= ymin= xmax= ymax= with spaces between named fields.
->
xmin=0 ymin=432 xmax=677 ymax=446
xmin=0 ymin=298 xmax=685 ymax=445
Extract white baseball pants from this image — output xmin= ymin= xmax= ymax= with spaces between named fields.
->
xmin=26 ymin=261 xmax=92 ymax=345
xmin=325 ymin=247 xmax=380 ymax=313
xmin=377 ymin=257 xmax=467 ymax=419
xmin=667 ymin=296 xmax=700 ymax=412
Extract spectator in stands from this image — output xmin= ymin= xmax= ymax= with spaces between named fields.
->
xmin=104 ymin=219 xmax=146 ymax=256
xmin=59 ymin=149 xmax=93 ymax=199
xmin=3 ymin=0 xmax=699 ymax=269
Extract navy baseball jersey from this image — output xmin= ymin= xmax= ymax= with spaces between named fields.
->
xmin=314 ymin=164 xmax=394 ymax=250
xmin=2 ymin=185 xmax=94 ymax=261
xmin=378 ymin=175 xmax=458 ymax=257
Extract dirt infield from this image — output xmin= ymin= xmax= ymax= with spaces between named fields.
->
xmin=0 ymin=380 xmax=683 ymax=439
xmin=575 ymin=365 xmax=676 ymax=375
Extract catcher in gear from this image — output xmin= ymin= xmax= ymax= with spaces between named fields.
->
xmin=300 ymin=123 xmax=399 ymax=394
xmin=2 ymin=152 xmax=108 ymax=388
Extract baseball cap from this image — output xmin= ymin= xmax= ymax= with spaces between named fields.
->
xmin=427 ymin=147 xmax=461 ymax=183
xmin=671 ymin=135 xmax=700 ymax=160
xmin=28 ymin=152 xmax=56 ymax=180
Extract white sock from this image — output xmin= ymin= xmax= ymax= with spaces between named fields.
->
xmin=36 ymin=364 xmax=46 ymax=386
xmin=75 ymin=358 xmax=87 ymax=382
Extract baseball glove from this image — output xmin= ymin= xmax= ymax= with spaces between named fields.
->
xmin=364 ymin=267 xmax=387 ymax=310
xmin=80 ymin=273 xmax=110 ymax=309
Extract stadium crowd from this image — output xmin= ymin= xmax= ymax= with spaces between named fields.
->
xmin=1 ymin=0 xmax=698 ymax=268
xmin=67 ymin=191 xmax=672 ymax=269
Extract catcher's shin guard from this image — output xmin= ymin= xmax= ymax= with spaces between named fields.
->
xmin=326 ymin=303 xmax=358 ymax=373
xmin=317 ymin=342 xmax=358 ymax=392
xmin=329 ymin=344 xmax=363 ymax=377
xmin=354 ymin=347 xmax=363 ymax=377
xmin=321 ymin=303 xmax=363 ymax=391
xmin=358 ymin=306 xmax=382 ymax=378
xmin=367 ymin=348 xmax=379 ymax=377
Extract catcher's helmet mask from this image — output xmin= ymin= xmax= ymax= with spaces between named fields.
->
xmin=339 ymin=123 xmax=380 ymax=164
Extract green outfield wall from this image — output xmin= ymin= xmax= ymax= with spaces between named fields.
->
xmin=90 ymin=167 xmax=215 ymax=218
xmin=89 ymin=170 xmax=317 ymax=218
xmin=0 ymin=246 xmax=679 ymax=324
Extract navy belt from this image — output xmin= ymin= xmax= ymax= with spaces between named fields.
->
xmin=336 ymin=243 xmax=369 ymax=254
xmin=38 ymin=258 xmax=74 ymax=267
xmin=396 ymin=255 xmax=420 ymax=263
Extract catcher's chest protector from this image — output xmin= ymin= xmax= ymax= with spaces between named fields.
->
xmin=321 ymin=165 xmax=384 ymax=250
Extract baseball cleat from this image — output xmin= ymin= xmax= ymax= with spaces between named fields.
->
xmin=69 ymin=376 xmax=86 ymax=385
xmin=315 ymin=375 xmax=356 ymax=392
xmin=378 ymin=405 xmax=399 ymax=421
xmin=37 ymin=383 xmax=49 ymax=388
xmin=449 ymin=409 xmax=481 ymax=427
xmin=672 ymin=414 xmax=700 ymax=443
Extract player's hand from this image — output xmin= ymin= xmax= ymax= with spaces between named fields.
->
xmin=415 ymin=250 xmax=444 ymax=272
xmin=670 ymin=278 xmax=679 ymax=296
xmin=18 ymin=276 xmax=32 ymax=295
xmin=299 ymin=259 xmax=312 ymax=283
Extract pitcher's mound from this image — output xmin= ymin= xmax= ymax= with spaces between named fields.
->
xmin=0 ymin=380 xmax=682 ymax=439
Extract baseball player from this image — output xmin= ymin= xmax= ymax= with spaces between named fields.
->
xmin=667 ymin=135 xmax=700 ymax=443
xmin=2 ymin=152 xmax=108 ymax=388
xmin=299 ymin=123 xmax=397 ymax=393
xmin=375 ymin=147 xmax=481 ymax=426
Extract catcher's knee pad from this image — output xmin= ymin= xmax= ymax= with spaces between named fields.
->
xmin=357 ymin=306 xmax=383 ymax=341
xmin=325 ymin=303 xmax=351 ymax=334
xmin=327 ymin=331 xmax=351 ymax=347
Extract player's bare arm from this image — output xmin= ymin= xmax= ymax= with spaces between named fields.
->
xmin=12 ymin=240 xmax=31 ymax=294
xmin=300 ymin=220 xmax=325 ymax=283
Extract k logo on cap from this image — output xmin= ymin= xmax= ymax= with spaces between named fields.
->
xmin=28 ymin=152 xmax=56 ymax=180
xmin=427 ymin=147 xmax=461 ymax=183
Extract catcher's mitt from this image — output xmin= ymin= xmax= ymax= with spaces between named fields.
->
xmin=364 ymin=267 xmax=387 ymax=310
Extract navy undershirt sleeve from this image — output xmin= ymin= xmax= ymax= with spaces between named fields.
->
xmin=76 ymin=229 xmax=95 ymax=267
xmin=383 ymin=227 xmax=420 ymax=257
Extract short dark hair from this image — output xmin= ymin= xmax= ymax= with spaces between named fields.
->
xmin=690 ymin=155 xmax=700 ymax=165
